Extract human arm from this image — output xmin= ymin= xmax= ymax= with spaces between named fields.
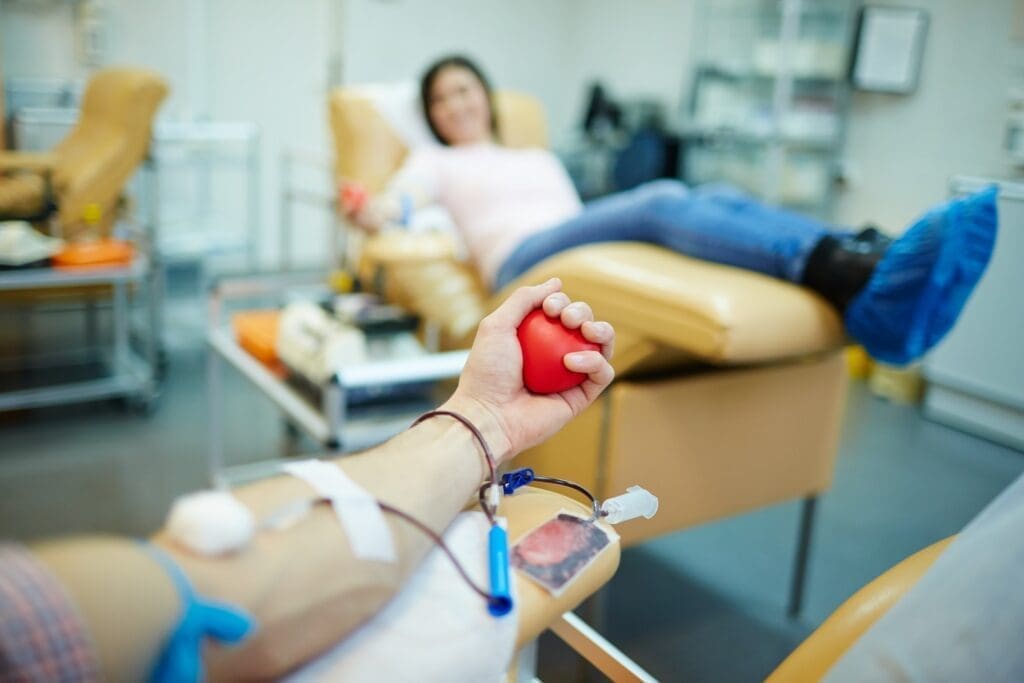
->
xmin=29 ymin=278 xmax=614 ymax=681
xmin=342 ymin=148 xmax=441 ymax=233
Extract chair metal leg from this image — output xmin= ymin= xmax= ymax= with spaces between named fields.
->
xmin=788 ymin=495 xmax=818 ymax=618
xmin=512 ymin=639 xmax=539 ymax=683
xmin=84 ymin=297 xmax=98 ymax=350
xmin=207 ymin=339 xmax=225 ymax=488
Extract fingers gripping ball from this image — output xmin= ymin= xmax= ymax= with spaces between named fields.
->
xmin=517 ymin=309 xmax=601 ymax=394
xmin=340 ymin=182 xmax=368 ymax=215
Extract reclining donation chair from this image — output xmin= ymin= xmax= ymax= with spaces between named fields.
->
xmin=0 ymin=67 xmax=168 ymax=237
xmin=329 ymin=85 xmax=848 ymax=615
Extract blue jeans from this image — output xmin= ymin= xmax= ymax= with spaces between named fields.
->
xmin=494 ymin=179 xmax=845 ymax=290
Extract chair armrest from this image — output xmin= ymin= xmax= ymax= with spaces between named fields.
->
xmin=360 ymin=230 xmax=458 ymax=267
xmin=55 ymin=137 xmax=131 ymax=229
xmin=0 ymin=151 xmax=58 ymax=173
xmin=493 ymin=242 xmax=845 ymax=368
xmin=500 ymin=487 xmax=621 ymax=649
xmin=359 ymin=231 xmax=489 ymax=348
xmin=767 ymin=535 xmax=954 ymax=682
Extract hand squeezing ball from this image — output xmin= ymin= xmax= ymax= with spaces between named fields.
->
xmin=517 ymin=309 xmax=601 ymax=394
xmin=339 ymin=182 xmax=368 ymax=215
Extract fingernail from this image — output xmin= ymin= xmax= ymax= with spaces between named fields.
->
xmin=565 ymin=352 xmax=586 ymax=368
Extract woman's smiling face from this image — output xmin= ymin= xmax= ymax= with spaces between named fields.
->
xmin=427 ymin=65 xmax=493 ymax=146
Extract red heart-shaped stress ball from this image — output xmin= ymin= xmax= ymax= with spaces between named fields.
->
xmin=517 ymin=309 xmax=601 ymax=394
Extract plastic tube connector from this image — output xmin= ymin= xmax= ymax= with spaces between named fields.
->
xmin=500 ymin=468 xmax=535 ymax=495
xmin=485 ymin=483 xmax=502 ymax=512
xmin=487 ymin=524 xmax=513 ymax=616
xmin=600 ymin=486 xmax=659 ymax=525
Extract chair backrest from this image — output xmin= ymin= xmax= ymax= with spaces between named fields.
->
xmin=53 ymin=67 xmax=168 ymax=229
xmin=328 ymin=85 xmax=549 ymax=192
xmin=328 ymin=84 xmax=550 ymax=347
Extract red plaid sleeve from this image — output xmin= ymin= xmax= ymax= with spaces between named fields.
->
xmin=0 ymin=544 xmax=101 ymax=682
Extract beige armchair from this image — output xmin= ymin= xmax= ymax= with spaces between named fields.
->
xmin=329 ymin=86 xmax=848 ymax=616
xmin=0 ymin=67 xmax=168 ymax=238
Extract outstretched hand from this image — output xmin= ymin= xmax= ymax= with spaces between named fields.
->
xmin=339 ymin=183 xmax=401 ymax=234
xmin=443 ymin=278 xmax=615 ymax=464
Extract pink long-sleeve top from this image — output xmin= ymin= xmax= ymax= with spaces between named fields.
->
xmin=390 ymin=142 xmax=583 ymax=286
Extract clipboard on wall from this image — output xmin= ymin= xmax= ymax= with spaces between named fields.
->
xmin=850 ymin=6 xmax=929 ymax=94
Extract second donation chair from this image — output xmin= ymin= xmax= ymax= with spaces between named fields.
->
xmin=329 ymin=84 xmax=847 ymax=615
xmin=0 ymin=67 xmax=168 ymax=237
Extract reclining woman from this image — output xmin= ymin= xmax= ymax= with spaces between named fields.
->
xmin=348 ymin=54 xmax=998 ymax=366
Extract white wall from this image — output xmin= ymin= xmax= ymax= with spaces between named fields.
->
xmin=339 ymin=0 xmax=698 ymax=142
xmin=1 ymin=0 xmax=698 ymax=266
xmin=1 ymin=2 xmax=85 ymax=81
xmin=1 ymin=1 xmax=195 ymax=118
xmin=340 ymin=0 xmax=578 ymax=141
xmin=835 ymin=0 xmax=1020 ymax=231
xmin=1 ymin=0 xmax=697 ymax=145
xmin=563 ymin=0 xmax=696 ymax=126
xmin=205 ymin=0 xmax=335 ymax=265
xmin=8 ymin=0 xmax=1014 ymax=248
xmin=1 ymin=0 xmax=337 ymax=266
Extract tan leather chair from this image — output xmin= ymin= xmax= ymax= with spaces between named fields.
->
xmin=767 ymin=536 xmax=953 ymax=681
xmin=329 ymin=86 xmax=848 ymax=615
xmin=0 ymin=67 xmax=168 ymax=237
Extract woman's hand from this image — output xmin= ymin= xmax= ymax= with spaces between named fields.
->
xmin=443 ymin=278 xmax=615 ymax=463
xmin=350 ymin=194 xmax=402 ymax=234
xmin=338 ymin=181 xmax=401 ymax=234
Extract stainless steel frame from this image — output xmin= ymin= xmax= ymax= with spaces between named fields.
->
xmin=511 ymin=611 xmax=657 ymax=682
xmin=0 ymin=256 xmax=159 ymax=412
xmin=12 ymin=105 xmax=263 ymax=271
xmin=277 ymin=150 xmax=337 ymax=270
xmin=205 ymin=271 xmax=468 ymax=485
xmin=549 ymin=612 xmax=658 ymax=682
xmin=152 ymin=120 xmax=263 ymax=270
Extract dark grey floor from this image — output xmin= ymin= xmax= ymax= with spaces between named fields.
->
xmin=1 ymin=288 xmax=1022 ymax=681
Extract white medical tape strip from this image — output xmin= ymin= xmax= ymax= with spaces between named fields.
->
xmin=282 ymin=459 xmax=397 ymax=563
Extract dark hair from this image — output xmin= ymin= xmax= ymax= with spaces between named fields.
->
xmin=419 ymin=54 xmax=498 ymax=145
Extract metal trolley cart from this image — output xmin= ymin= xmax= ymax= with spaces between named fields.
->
xmin=0 ymin=255 xmax=160 ymax=413
xmin=206 ymin=271 xmax=468 ymax=484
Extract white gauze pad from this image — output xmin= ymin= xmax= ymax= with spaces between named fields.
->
xmin=166 ymin=490 xmax=256 ymax=556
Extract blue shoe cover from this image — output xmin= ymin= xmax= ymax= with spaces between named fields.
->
xmin=845 ymin=186 xmax=998 ymax=365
